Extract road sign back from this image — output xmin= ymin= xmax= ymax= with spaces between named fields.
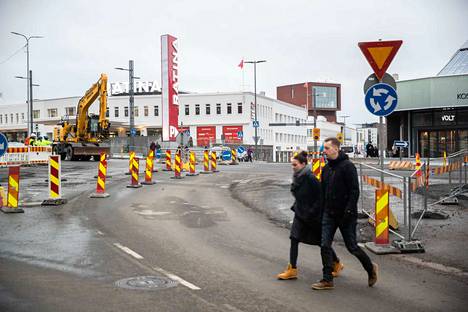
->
xmin=358 ymin=40 xmax=402 ymax=80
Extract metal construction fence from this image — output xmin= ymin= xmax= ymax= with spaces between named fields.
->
xmin=358 ymin=149 xmax=467 ymax=251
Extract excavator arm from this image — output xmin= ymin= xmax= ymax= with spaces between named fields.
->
xmin=76 ymin=73 xmax=108 ymax=140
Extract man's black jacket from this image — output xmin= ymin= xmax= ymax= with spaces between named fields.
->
xmin=321 ymin=151 xmax=360 ymax=218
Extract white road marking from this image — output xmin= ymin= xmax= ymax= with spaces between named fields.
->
xmin=113 ymin=243 xmax=144 ymax=260
xmin=153 ymin=266 xmax=201 ymax=290
xmin=96 ymin=230 xmax=104 ymax=235
xmin=135 ymin=210 xmax=171 ymax=216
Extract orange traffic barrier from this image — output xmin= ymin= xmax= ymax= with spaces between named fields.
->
xmin=171 ymin=149 xmax=183 ymax=179
xmin=126 ymin=151 xmax=135 ymax=175
xmin=211 ymin=151 xmax=219 ymax=173
xmin=142 ymin=150 xmax=156 ymax=185
xmin=42 ymin=155 xmax=67 ymax=205
xmin=186 ymin=151 xmax=199 ymax=176
xmin=200 ymin=149 xmax=211 ymax=174
xmin=432 ymin=161 xmax=462 ymax=175
xmin=127 ymin=157 xmax=142 ymax=188
xmin=90 ymin=153 xmax=110 ymax=197
xmin=362 ymin=175 xmax=402 ymax=199
xmin=1 ymin=166 xmax=24 ymax=213
xmin=163 ymin=149 xmax=172 ymax=171
xmin=388 ymin=161 xmax=414 ymax=170
xmin=375 ymin=188 xmax=389 ymax=245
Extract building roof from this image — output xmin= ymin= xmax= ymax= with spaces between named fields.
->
xmin=438 ymin=40 xmax=468 ymax=76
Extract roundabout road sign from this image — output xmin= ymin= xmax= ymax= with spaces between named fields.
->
xmin=365 ymin=83 xmax=398 ymax=117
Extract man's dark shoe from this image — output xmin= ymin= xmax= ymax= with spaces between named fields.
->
xmin=311 ymin=279 xmax=334 ymax=290
xmin=368 ymin=262 xmax=378 ymax=287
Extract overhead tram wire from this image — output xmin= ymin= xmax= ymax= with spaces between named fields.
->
xmin=0 ymin=44 xmax=27 ymax=66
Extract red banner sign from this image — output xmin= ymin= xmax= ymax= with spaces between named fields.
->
xmin=223 ymin=125 xmax=243 ymax=143
xmin=197 ymin=126 xmax=216 ymax=147
xmin=161 ymin=34 xmax=179 ymax=141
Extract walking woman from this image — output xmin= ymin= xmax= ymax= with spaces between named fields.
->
xmin=277 ymin=151 xmax=343 ymax=280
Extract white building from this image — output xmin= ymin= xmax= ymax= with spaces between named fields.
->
xmin=0 ymin=91 xmax=312 ymax=162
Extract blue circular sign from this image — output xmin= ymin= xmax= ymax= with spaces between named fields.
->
xmin=0 ymin=133 xmax=8 ymax=158
xmin=222 ymin=150 xmax=231 ymax=161
xmin=237 ymin=146 xmax=245 ymax=154
xmin=364 ymin=83 xmax=398 ymax=117
xmin=155 ymin=149 xmax=162 ymax=159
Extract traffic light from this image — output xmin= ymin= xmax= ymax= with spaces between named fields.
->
xmin=336 ymin=132 xmax=344 ymax=143
xmin=313 ymin=128 xmax=320 ymax=141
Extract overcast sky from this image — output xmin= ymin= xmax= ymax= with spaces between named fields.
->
xmin=1 ymin=0 xmax=467 ymax=126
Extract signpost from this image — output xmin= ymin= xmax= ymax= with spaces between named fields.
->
xmin=359 ymin=39 xmax=403 ymax=183
xmin=0 ymin=133 xmax=8 ymax=158
xmin=252 ymin=120 xmax=259 ymax=128
xmin=222 ymin=150 xmax=232 ymax=161
xmin=363 ymin=73 xmax=396 ymax=94
xmin=393 ymin=140 xmax=408 ymax=161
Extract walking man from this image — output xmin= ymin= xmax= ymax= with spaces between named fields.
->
xmin=312 ymin=137 xmax=378 ymax=290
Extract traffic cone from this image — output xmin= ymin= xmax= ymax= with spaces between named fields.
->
xmin=142 ymin=150 xmax=156 ymax=185
xmin=1 ymin=166 xmax=24 ymax=213
xmin=127 ymin=157 xmax=142 ymax=188
xmin=125 ymin=151 xmax=135 ymax=175
xmin=200 ymin=149 xmax=212 ymax=174
xmin=171 ymin=149 xmax=184 ymax=179
xmin=211 ymin=151 xmax=219 ymax=173
xmin=163 ymin=149 xmax=172 ymax=171
xmin=42 ymin=155 xmax=67 ymax=205
xmin=90 ymin=153 xmax=110 ymax=197
xmin=186 ymin=151 xmax=199 ymax=176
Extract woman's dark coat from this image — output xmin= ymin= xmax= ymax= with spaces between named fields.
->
xmin=290 ymin=165 xmax=322 ymax=245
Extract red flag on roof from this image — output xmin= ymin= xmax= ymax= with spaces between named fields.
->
xmin=238 ymin=59 xmax=244 ymax=69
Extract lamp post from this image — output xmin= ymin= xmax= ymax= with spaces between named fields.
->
xmin=11 ymin=32 xmax=43 ymax=136
xmin=15 ymin=71 xmax=39 ymax=136
xmin=115 ymin=60 xmax=140 ymax=151
xmin=245 ymin=60 xmax=266 ymax=160
xmin=305 ymin=84 xmax=327 ymax=157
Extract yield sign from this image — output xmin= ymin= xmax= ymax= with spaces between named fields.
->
xmin=358 ymin=40 xmax=403 ymax=81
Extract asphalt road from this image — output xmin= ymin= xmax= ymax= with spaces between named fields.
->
xmin=0 ymin=160 xmax=467 ymax=311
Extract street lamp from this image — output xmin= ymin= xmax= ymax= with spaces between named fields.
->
xmin=244 ymin=60 xmax=266 ymax=159
xmin=339 ymin=115 xmax=350 ymax=145
xmin=15 ymin=71 xmax=39 ymax=136
xmin=115 ymin=60 xmax=140 ymax=151
xmin=11 ymin=32 xmax=43 ymax=135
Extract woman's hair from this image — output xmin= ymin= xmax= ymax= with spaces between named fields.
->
xmin=292 ymin=150 xmax=309 ymax=164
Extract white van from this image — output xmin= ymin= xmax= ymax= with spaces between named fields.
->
xmin=341 ymin=145 xmax=361 ymax=158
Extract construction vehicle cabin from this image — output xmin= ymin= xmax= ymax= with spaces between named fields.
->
xmin=53 ymin=74 xmax=111 ymax=161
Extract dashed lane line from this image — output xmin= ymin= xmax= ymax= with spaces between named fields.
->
xmin=112 ymin=242 xmax=201 ymax=290
xmin=113 ymin=243 xmax=144 ymax=260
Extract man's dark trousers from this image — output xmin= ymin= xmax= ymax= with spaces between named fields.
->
xmin=321 ymin=212 xmax=373 ymax=281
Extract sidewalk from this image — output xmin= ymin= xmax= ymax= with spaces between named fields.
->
xmin=230 ymin=174 xmax=468 ymax=273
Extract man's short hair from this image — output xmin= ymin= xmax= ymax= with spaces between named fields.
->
xmin=324 ymin=137 xmax=341 ymax=148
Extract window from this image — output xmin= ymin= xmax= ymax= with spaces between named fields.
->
xmin=216 ymin=103 xmax=221 ymax=114
xmin=313 ymin=86 xmax=337 ymax=109
xmin=291 ymin=88 xmax=295 ymax=98
xmin=227 ymin=103 xmax=232 ymax=114
xmin=65 ymin=107 xmax=75 ymax=116
xmin=134 ymin=106 xmax=139 ymax=117
xmin=124 ymin=106 xmax=129 ymax=117
xmin=237 ymin=102 xmax=242 ymax=114
xmin=185 ymin=104 xmax=190 ymax=115
xmin=206 ymin=104 xmax=210 ymax=115
xmin=33 ymin=110 xmax=40 ymax=119
xmin=21 ymin=113 xmax=25 ymax=122
xmin=16 ymin=113 xmax=19 ymax=123
xmin=195 ymin=104 xmax=200 ymax=115
xmin=47 ymin=109 xmax=57 ymax=118
xmin=10 ymin=114 xmax=13 ymax=123
xmin=114 ymin=107 xmax=119 ymax=117
xmin=154 ymin=105 xmax=159 ymax=116
xmin=144 ymin=106 xmax=149 ymax=117
xmin=106 ymin=107 xmax=109 ymax=117
xmin=0 ymin=115 xmax=2 ymax=124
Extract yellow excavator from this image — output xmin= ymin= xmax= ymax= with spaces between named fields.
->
xmin=53 ymin=73 xmax=111 ymax=161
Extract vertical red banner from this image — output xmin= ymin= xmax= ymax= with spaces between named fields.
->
xmin=161 ymin=34 xmax=179 ymax=142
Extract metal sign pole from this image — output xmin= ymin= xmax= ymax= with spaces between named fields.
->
xmin=379 ymin=116 xmax=384 ymax=183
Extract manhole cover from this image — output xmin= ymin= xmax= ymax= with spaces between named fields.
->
xmin=115 ymin=276 xmax=178 ymax=290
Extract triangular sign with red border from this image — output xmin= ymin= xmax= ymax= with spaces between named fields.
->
xmin=358 ymin=40 xmax=403 ymax=81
